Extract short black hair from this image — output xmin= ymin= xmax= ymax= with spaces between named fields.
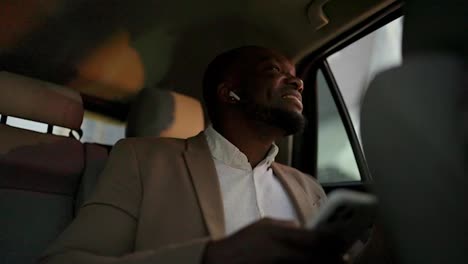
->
xmin=202 ymin=46 xmax=266 ymax=125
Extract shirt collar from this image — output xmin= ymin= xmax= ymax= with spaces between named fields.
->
xmin=204 ymin=125 xmax=278 ymax=171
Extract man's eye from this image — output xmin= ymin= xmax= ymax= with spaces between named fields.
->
xmin=269 ymin=66 xmax=281 ymax=73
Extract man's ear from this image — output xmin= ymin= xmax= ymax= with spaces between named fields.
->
xmin=217 ymin=82 xmax=237 ymax=104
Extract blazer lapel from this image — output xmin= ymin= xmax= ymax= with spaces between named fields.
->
xmin=183 ymin=133 xmax=225 ymax=239
xmin=272 ymin=163 xmax=313 ymax=227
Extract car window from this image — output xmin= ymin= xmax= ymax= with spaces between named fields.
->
xmin=2 ymin=111 xmax=125 ymax=145
xmin=2 ymin=114 xmax=79 ymax=137
xmin=316 ymin=69 xmax=361 ymax=183
xmin=5 ymin=116 xmax=48 ymax=133
xmin=327 ymin=17 xmax=403 ymax=140
xmin=316 ymin=17 xmax=403 ymax=184
xmin=79 ymin=111 xmax=125 ymax=145
xmin=49 ymin=111 xmax=126 ymax=144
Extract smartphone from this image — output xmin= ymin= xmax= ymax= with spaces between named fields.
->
xmin=307 ymin=189 xmax=377 ymax=247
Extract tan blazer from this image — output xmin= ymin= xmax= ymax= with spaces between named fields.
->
xmin=40 ymin=133 xmax=326 ymax=264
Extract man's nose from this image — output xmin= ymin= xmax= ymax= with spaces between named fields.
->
xmin=286 ymin=76 xmax=304 ymax=93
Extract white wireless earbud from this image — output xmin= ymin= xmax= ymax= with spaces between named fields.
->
xmin=298 ymin=79 xmax=304 ymax=88
xmin=229 ymin=91 xmax=241 ymax=101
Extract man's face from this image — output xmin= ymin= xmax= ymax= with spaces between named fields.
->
xmin=232 ymin=49 xmax=306 ymax=135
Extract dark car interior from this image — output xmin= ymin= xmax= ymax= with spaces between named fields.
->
xmin=1 ymin=0 xmax=467 ymax=263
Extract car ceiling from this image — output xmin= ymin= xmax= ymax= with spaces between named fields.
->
xmin=1 ymin=0 xmax=396 ymax=105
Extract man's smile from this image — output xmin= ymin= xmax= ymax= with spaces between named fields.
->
xmin=281 ymin=91 xmax=303 ymax=110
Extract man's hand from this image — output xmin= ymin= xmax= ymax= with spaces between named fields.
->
xmin=203 ymin=218 xmax=346 ymax=264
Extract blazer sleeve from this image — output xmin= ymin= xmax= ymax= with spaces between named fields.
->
xmin=39 ymin=139 xmax=209 ymax=264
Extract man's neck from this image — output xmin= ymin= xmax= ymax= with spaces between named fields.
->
xmin=214 ymin=120 xmax=282 ymax=168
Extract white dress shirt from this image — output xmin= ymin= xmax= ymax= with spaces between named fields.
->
xmin=204 ymin=126 xmax=298 ymax=235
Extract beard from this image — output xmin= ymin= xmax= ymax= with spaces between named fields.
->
xmin=243 ymin=101 xmax=307 ymax=136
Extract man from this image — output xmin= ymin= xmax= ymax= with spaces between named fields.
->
xmin=40 ymin=46 xmax=348 ymax=264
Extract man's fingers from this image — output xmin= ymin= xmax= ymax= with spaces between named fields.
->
xmin=258 ymin=217 xmax=345 ymax=250
xmin=274 ymin=228 xmax=319 ymax=246
xmin=258 ymin=217 xmax=300 ymax=228
xmin=275 ymin=227 xmax=348 ymax=253
xmin=254 ymin=217 xmax=299 ymax=230
xmin=280 ymin=242 xmax=346 ymax=264
xmin=209 ymin=218 xmax=347 ymax=264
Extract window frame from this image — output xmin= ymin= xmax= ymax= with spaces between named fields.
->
xmin=0 ymin=114 xmax=7 ymax=124
xmin=293 ymin=1 xmax=403 ymax=186
xmin=297 ymin=2 xmax=403 ymax=70
xmin=319 ymin=61 xmax=371 ymax=182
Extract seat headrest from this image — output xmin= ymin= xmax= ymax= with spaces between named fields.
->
xmin=0 ymin=71 xmax=84 ymax=129
xmin=126 ymin=88 xmax=204 ymax=139
xmin=160 ymin=92 xmax=204 ymax=138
